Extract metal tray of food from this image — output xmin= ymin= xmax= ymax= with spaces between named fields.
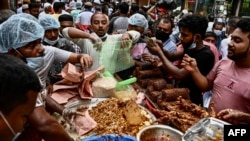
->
xmin=182 ymin=117 xmax=230 ymax=141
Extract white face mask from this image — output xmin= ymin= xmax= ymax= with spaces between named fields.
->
xmin=0 ymin=111 xmax=22 ymax=141
xmin=26 ymin=56 xmax=44 ymax=69
xmin=214 ymin=30 xmax=222 ymax=36
xmin=188 ymin=35 xmax=197 ymax=50
xmin=43 ymin=37 xmax=59 ymax=46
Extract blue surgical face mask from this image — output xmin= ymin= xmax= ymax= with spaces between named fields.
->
xmin=26 ymin=57 xmax=44 ymax=69
xmin=188 ymin=42 xmax=196 ymax=50
xmin=13 ymin=48 xmax=44 ymax=69
xmin=0 ymin=111 xmax=22 ymax=141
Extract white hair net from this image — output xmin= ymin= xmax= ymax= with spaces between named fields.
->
xmin=38 ymin=15 xmax=60 ymax=30
xmin=0 ymin=13 xmax=44 ymax=53
xmin=128 ymin=13 xmax=148 ymax=31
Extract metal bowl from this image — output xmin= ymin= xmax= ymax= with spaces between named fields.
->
xmin=137 ymin=124 xmax=183 ymax=141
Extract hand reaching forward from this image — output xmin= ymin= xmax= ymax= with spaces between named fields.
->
xmin=146 ymin=39 xmax=162 ymax=55
xmin=181 ymin=54 xmax=198 ymax=73
xmin=62 ymin=105 xmax=89 ymax=124
xmin=217 ymin=109 xmax=250 ymax=124
xmin=78 ymin=54 xmax=93 ymax=68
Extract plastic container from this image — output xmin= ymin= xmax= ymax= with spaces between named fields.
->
xmin=82 ymin=134 xmax=137 ymax=141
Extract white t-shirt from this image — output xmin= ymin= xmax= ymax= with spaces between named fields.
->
xmin=75 ymin=11 xmax=93 ymax=25
xmin=34 ymin=45 xmax=71 ymax=86
xmin=219 ymin=35 xmax=231 ymax=58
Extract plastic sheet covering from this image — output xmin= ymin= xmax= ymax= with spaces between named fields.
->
xmin=99 ymin=40 xmax=134 ymax=74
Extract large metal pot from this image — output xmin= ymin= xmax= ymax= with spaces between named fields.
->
xmin=137 ymin=124 xmax=183 ymax=141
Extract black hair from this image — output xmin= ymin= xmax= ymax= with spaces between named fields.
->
xmin=178 ymin=14 xmax=208 ymax=39
xmin=227 ymin=16 xmax=241 ymax=30
xmin=159 ymin=17 xmax=174 ymax=29
xmin=118 ymin=2 xmax=129 ymax=14
xmin=207 ymin=14 xmax=214 ymax=22
xmin=58 ymin=14 xmax=73 ymax=22
xmin=130 ymin=4 xmax=139 ymax=14
xmin=101 ymin=4 xmax=109 ymax=16
xmin=205 ymin=31 xmax=217 ymax=40
xmin=0 ymin=54 xmax=41 ymax=115
xmin=29 ymin=2 xmax=40 ymax=10
xmin=53 ymin=2 xmax=61 ymax=13
xmin=135 ymin=9 xmax=148 ymax=19
xmin=237 ymin=18 xmax=250 ymax=34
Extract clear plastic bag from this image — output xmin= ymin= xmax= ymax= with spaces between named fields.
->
xmin=99 ymin=40 xmax=134 ymax=74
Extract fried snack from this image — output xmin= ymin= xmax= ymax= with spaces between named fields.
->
xmin=156 ymin=97 xmax=210 ymax=132
xmin=87 ymin=98 xmax=154 ymax=136
xmin=148 ymin=91 xmax=162 ymax=102
xmin=138 ymin=79 xmax=150 ymax=88
xmin=161 ymin=88 xmax=190 ymax=102
xmin=137 ymin=62 xmax=154 ymax=70
xmin=137 ymin=69 xmax=163 ymax=79
xmin=151 ymin=79 xmax=167 ymax=91
xmin=147 ymin=85 xmax=155 ymax=93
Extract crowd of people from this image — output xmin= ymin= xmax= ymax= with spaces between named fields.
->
xmin=0 ymin=0 xmax=250 ymax=140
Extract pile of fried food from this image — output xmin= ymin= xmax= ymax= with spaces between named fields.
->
xmin=87 ymin=98 xmax=154 ymax=136
xmin=154 ymin=96 xmax=215 ymax=132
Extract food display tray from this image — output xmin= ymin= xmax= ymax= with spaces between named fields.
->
xmin=182 ymin=117 xmax=230 ymax=141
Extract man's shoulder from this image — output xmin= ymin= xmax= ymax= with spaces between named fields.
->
xmin=164 ymin=39 xmax=176 ymax=47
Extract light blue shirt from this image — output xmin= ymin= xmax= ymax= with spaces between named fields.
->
xmin=163 ymin=38 xmax=177 ymax=53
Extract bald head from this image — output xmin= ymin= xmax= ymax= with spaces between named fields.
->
xmin=90 ymin=13 xmax=109 ymax=36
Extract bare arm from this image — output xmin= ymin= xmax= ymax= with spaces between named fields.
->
xmin=157 ymin=50 xmax=189 ymax=79
xmin=63 ymin=27 xmax=101 ymax=43
xmin=66 ymin=27 xmax=91 ymax=39
xmin=147 ymin=43 xmax=189 ymax=80
xmin=45 ymin=96 xmax=64 ymax=115
xmin=147 ymin=5 xmax=156 ymax=20
xmin=162 ymin=49 xmax=184 ymax=61
xmin=181 ymin=54 xmax=213 ymax=91
xmin=217 ymin=109 xmax=250 ymax=124
xmin=28 ymin=106 xmax=72 ymax=141
xmin=67 ymin=53 xmax=93 ymax=68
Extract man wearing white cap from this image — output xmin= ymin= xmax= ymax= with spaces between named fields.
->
xmin=39 ymin=2 xmax=52 ymax=18
xmin=17 ymin=0 xmax=30 ymax=14
xmin=22 ymin=4 xmax=30 ymax=14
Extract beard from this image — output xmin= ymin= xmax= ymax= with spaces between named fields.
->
xmin=228 ymin=45 xmax=250 ymax=61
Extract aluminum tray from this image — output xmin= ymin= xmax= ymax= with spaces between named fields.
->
xmin=182 ymin=117 xmax=230 ymax=141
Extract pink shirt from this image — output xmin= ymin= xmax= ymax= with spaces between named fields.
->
xmin=207 ymin=58 xmax=250 ymax=113
xmin=203 ymin=41 xmax=220 ymax=64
